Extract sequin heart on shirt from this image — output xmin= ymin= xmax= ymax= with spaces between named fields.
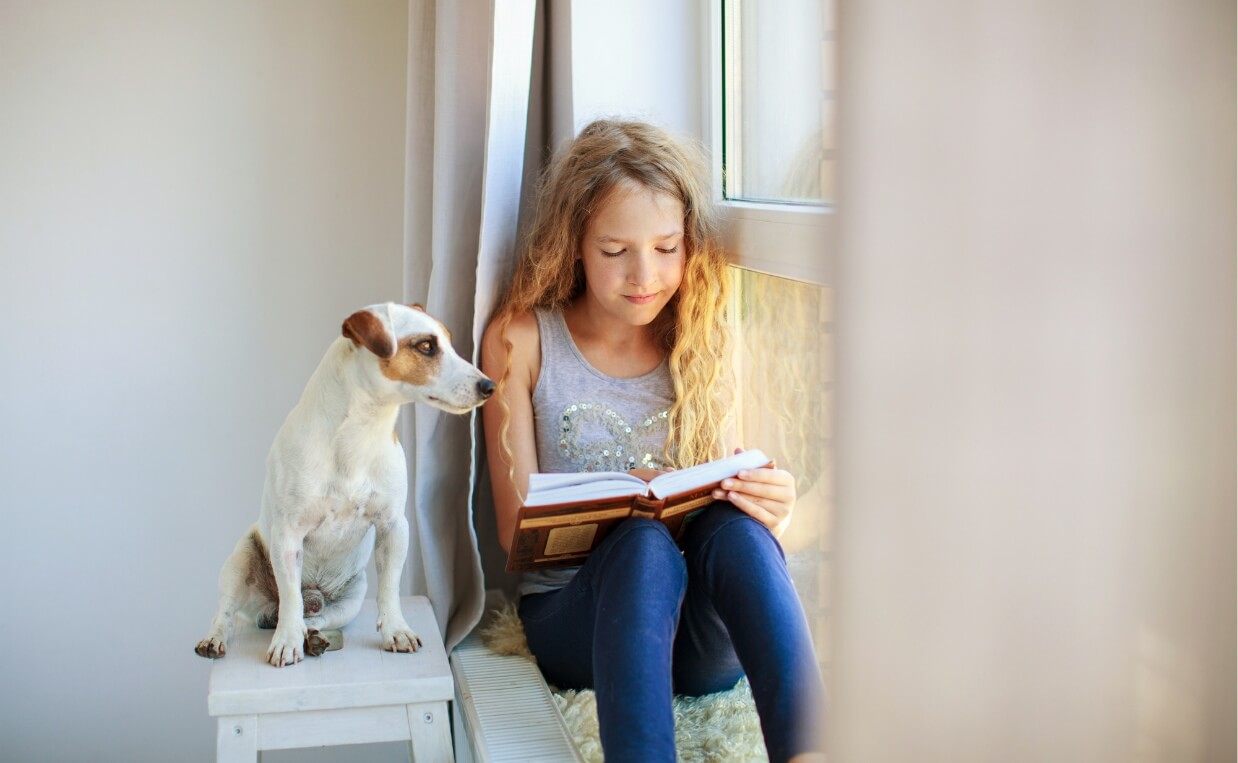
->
xmin=557 ymin=402 xmax=669 ymax=472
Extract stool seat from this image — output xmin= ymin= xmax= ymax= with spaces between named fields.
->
xmin=206 ymin=596 xmax=453 ymax=762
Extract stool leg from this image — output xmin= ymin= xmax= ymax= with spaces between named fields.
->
xmin=406 ymin=701 xmax=453 ymax=762
xmin=217 ymin=715 xmax=258 ymax=763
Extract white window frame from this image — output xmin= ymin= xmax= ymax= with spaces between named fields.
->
xmin=704 ymin=0 xmax=833 ymax=287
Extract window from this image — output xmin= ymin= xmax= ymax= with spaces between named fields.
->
xmin=723 ymin=0 xmax=833 ymax=204
xmin=708 ymin=0 xmax=833 ymax=285
xmin=710 ymin=0 xmax=834 ymax=679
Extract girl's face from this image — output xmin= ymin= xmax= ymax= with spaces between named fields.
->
xmin=577 ymin=180 xmax=686 ymax=330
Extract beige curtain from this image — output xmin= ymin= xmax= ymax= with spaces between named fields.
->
xmin=401 ymin=0 xmax=537 ymax=650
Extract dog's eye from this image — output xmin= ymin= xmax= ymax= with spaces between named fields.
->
xmin=414 ymin=339 xmax=437 ymax=356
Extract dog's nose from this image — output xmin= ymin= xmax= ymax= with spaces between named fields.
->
xmin=478 ymin=379 xmax=496 ymax=398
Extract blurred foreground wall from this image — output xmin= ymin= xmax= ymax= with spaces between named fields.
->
xmin=832 ymin=1 xmax=1235 ymax=760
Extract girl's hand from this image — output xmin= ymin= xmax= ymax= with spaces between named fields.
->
xmin=713 ymin=448 xmax=797 ymax=538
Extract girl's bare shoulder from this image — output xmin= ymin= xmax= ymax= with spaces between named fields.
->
xmin=483 ymin=309 xmax=538 ymax=350
xmin=506 ymin=309 xmax=540 ymax=342
xmin=482 ymin=310 xmax=541 ymax=387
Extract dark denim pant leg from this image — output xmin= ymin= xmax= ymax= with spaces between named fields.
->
xmin=677 ymin=502 xmax=827 ymax=762
xmin=519 ymin=517 xmax=688 ymax=763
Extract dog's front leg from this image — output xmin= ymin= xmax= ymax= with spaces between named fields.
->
xmin=266 ymin=531 xmax=308 ymax=667
xmin=374 ymin=514 xmax=421 ymax=652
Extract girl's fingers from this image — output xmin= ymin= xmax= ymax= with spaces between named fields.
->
xmin=736 ymin=468 xmax=789 ymax=484
xmin=718 ymin=485 xmax=792 ymax=527
xmin=717 ymin=481 xmax=770 ymax=500
xmin=715 ymin=490 xmax=791 ymax=512
xmin=735 ymin=469 xmax=796 ymax=494
xmin=725 ymin=490 xmax=782 ymax=530
xmin=719 ymin=477 xmax=793 ymax=503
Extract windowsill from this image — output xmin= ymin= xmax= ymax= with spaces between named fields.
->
xmin=717 ymin=200 xmax=833 ymax=286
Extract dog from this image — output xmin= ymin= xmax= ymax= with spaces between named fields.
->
xmin=195 ymin=302 xmax=493 ymax=667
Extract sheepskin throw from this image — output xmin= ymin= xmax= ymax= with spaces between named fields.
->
xmin=480 ymin=603 xmax=769 ymax=763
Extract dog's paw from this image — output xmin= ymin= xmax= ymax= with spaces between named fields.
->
xmin=304 ymin=629 xmax=330 ymax=657
xmin=378 ymin=619 xmax=422 ymax=653
xmin=195 ymin=636 xmax=227 ymax=659
xmin=266 ymin=626 xmax=306 ymax=667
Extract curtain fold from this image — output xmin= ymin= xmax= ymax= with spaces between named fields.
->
xmin=402 ymin=0 xmax=537 ymax=651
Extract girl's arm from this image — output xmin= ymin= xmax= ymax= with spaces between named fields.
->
xmin=480 ymin=311 xmax=542 ymax=555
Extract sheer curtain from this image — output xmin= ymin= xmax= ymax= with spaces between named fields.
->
xmin=401 ymin=0 xmax=536 ymax=650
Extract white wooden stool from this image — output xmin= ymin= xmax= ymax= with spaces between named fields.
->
xmin=206 ymin=596 xmax=454 ymax=762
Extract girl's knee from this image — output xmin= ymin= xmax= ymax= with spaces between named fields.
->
xmin=684 ymin=502 xmax=746 ymax=534
xmin=607 ymin=517 xmax=683 ymax=557
xmin=595 ymin=518 xmax=687 ymax=583
xmin=684 ymin=503 xmax=783 ymax=558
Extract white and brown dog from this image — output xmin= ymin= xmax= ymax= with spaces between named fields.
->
xmin=195 ymin=303 xmax=493 ymax=667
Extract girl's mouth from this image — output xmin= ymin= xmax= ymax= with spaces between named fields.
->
xmin=624 ymin=293 xmax=658 ymax=305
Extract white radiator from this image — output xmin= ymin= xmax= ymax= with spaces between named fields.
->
xmin=451 ymin=630 xmax=582 ymax=763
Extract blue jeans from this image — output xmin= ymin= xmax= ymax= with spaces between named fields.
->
xmin=518 ymin=503 xmax=825 ymax=763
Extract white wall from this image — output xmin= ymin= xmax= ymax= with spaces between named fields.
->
xmin=0 ymin=2 xmax=409 ymax=761
xmin=832 ymin=1 xmax=1235 ymax=760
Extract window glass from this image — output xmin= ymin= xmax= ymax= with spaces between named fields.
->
xmin=724 ymin=0 xmax=835 ymax=205
xmin=728 ymin=266 xmax=832 ymax=675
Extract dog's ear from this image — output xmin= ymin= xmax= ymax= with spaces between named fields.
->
xmin=406 ymin=303 xmax=425 ymax=312
xmin=342 ymin=309 xmax=396 ymax=360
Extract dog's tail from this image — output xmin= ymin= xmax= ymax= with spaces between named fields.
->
xmin=303 ymin=586 xmax=325 ymax=616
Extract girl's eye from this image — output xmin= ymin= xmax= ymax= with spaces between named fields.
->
xmin=656 ymin=246 xmax=679 ymax=254
xmin=601 ymin=249 xmax=625 ymax=257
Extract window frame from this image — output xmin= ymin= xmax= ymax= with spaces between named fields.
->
xmin=704 ymin=0 xmax=833 ymax=287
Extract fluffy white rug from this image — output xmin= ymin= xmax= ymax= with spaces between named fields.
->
xmin=480 ymin=603 xmax=769 ymax=763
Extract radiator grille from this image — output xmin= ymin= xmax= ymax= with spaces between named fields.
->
xmin=451 ymin=632 xmax=582 ymax=762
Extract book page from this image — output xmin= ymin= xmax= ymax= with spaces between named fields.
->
xmin=524 ymin=477 xmax=648 ymax=507
xmin=528 ymin=471 xmax=645 ymax=492
xmin=646 ymin=449 xmax=770 ymax=499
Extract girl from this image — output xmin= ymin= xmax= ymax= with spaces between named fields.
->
xmin=481 ymin=119 xmax=825 ymax=763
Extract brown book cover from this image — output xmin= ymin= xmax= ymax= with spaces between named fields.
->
xmin=506 ymin=449 xmax=771 ymax=572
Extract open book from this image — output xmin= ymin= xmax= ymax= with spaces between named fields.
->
xmin=506 ymin=449 xmax=771 ymax=572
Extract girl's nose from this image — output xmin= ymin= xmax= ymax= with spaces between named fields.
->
xmin=628 ymin=250 xmax=656 ymax=287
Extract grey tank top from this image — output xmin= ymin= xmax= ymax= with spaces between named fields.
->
xmin=518 ymin=308 xmax=675 ymax=596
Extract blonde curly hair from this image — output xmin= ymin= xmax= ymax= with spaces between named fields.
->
xmin=490 ymin=118 xmax=733 ymax=471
